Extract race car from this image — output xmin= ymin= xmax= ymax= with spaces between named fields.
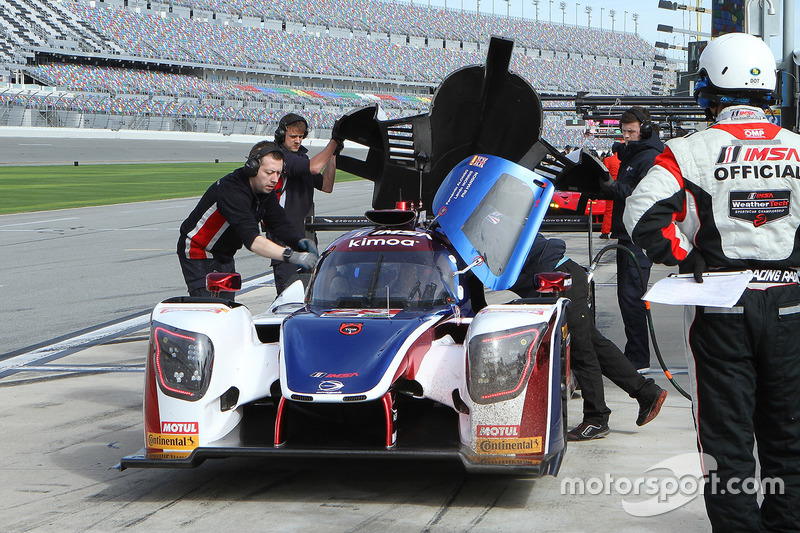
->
xmin=120 ymin=154 xmax=575 ymax=477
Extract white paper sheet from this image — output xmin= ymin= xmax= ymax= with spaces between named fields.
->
xmin=643 ymin=271 xmax=753 ymax=308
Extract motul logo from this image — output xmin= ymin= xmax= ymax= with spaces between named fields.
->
xmin=162 ymin=421 xmax=198 ymax=434
xmin=477 ymin=425 xmax=520 ymax=438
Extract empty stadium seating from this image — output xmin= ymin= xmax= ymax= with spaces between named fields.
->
xmin=0 ymin=0 xmax=666 ymax=147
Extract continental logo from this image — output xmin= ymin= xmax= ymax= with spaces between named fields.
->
xmin=477 ymin=425 xmax=520 ymax=438
xmin=476 ymin=436 xmax=542 ymax=454
xmin=147 ymin=432 xmax=199 ymax=450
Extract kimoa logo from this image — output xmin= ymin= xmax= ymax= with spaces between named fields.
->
xmin=162 ymin=421 xmax=199 ymax=434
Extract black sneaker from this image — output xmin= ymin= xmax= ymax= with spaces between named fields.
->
xmin=636 ymin=388 xmax=667 ymax=427
xmin=567 ymin=421 xmax=610 ymax=441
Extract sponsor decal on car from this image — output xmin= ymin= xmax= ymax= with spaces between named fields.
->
xmin=161 ymin=421 xmax=199 ymax=434
xmin=321 ymin=309 xmax=401 ymax=318
xmin=476 ymin=436 xmax=543 ymax=454
xmin=477 ymin=425 xmax=520 ymax=438
xmin=339 ymin=323 xmax=362 ymax=335
xmin=147 ymin=432 xmax=198 ymax=450
xmin=310 ymin=372 xmax=358 ymax=378
xmin=318 ymin=380 xmax=345 ymax=392
xmin=469 ymin=155 xmax=489 ymax=168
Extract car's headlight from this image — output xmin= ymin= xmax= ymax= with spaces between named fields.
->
xmin=153 ymin=322 xmax=214 ymax=401
xmin=468 ymin=323 xmax=548 ymax=404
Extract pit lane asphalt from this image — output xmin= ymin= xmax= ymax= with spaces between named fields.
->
xmin=0 ymin=130 xmax=708 ymax=531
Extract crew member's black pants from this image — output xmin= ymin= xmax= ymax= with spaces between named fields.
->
xmin=177 ymin=252 xmax=235 ymax=300
xmin=616 ymin=239 xmax=652 ymax=369
xmin=687 ymin=284 xmax=800 ymax=532
xmin=558 ymin=259 xmax=658 ymax=425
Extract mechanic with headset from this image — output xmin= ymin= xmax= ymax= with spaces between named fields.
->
xmin=268 ymin=113 xmax=343 ymax=294
xmin=624 ymin=33 xmax=800 ymax=531
xmin=599 ymin=106 xmax=664 ymax=373
xmin=510 ymin=233 xmax=667 ymax=441
xmin=177 ymin=141 xmax=318 ymax=298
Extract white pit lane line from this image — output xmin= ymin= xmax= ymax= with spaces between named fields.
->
xmin=0 ymin=273 xmax=274 ymax=376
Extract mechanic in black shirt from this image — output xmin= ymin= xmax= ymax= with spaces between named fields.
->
xmin=177 ymin=142 xmax=318 ymax=298
xmin=510 ymin=233 xmax=667 ymax=440
xmin=267 ymin=113 xmax=343 ymax=294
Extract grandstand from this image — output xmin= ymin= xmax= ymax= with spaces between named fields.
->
xmin=0 ymin=0 xmax=670 ymax=148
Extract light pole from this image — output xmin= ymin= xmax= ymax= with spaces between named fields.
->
xmin=632 ymin=12 xmax=639 ymax=34
xmin=600 ymin=6 xmax=603 ymax=30
xmin=609 ymin=9 xmax=615 ymax=31
xmin=624 ymin=10 xmax=628 ymax=32
xmin=549 ymin=0 xmax=554 ymax=21
xmin=575 ymin=2 xmax=580 ymax=25
xmin=533 ymin=0 xmax=540 ymax=21
xmin=585 ymin=4 xmax=591 ymax=27
xmin=560 ymin=1 xmax=566 ymax=24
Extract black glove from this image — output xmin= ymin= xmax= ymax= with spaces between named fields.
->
xmin=333 ymin=139 xmax=344 ymax=156
xmin=296 ymin=238 xmax=318 ymax=258
xmin=331 ymin=117 xmax=345 ymax=144
xmin=599 ymin=170 xmax=613 ymax=188
xmin=285 ymin=249 xmax=318 ymax=271
xmin=680 ymin=248 xmax=706 ymax=283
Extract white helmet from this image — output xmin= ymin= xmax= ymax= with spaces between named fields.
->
xmin=695 ymin=33 xmax=777 ymax=109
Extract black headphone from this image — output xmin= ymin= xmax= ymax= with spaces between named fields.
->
xmin=627 ymin=107 xmax=653 ymax=139
xmin=274 ymin=113 xmax=308 ymax=144
xmin=244 ymin=142 xmax=283 ymax=177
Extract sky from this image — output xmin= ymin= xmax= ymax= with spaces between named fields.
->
xmin=409 ymin=0 xmax=799 ymax=62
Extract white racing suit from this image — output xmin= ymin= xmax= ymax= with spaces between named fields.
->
xmin=624 ymin=106 xmax=800 ymax=532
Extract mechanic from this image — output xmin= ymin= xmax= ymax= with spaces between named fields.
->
xmin=178 ymin=141 xmax=318 ymax=298
xmin=623 ymin=33 xmax=800 ymax=532
xmin=267 ymin=113 xmax=343 ymax=294
xmin=510 ymin=233 xmax=667 ymax=441
xmin=600 ymin=106 xmax=664 ymax=372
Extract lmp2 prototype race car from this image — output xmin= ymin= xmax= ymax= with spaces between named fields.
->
xmin=120 ymin=35 xmax=608 ymax=476
xmin=121 ymin=154 xmax=576 ymax=477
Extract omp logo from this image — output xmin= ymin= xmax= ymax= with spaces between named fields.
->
xmin=161 ymin=422 xmax=198 ymax=434
xmin=477 ymin=425 xmax=520 ymax=438
xmin=744 ymin=129 xmax=766 ymax=139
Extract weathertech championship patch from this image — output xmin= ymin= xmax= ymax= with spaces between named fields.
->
xmin=729 ymin=190 xmax=790 ymax=226
xmin=476 ymin=436 xmax=542 ymax=454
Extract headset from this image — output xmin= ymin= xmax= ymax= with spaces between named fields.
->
xmin=274 ymin=113 xmax=309 ymax=144
xmin=244 ymin=142 xmax=283 ymax=177
xmin=627 ymin=107 xmax=653 ymax=139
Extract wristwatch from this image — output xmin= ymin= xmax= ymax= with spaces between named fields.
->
xmin=282 ymin=247 xmax=293 ymax=261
